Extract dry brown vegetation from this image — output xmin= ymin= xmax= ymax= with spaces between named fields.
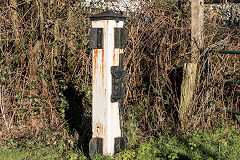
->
xmin=0 ymin=0 xmax=239 ymax=146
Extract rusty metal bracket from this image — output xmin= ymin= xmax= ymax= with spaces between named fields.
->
xmin=111 ymin=66 xmax=125 ymax=103
xmin=111 ymin=53 xmax=125 ymax=103
xmin=90 ymin=28 xmax=103 ymax=49
xmin=114 ymin=28 xmax=127 ymax=49
xmin=89 ymin=138 xmax=103 ymax=156
xmin=114 ymin=137 xmax=126 ymax=154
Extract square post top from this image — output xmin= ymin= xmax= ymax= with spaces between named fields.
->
xmin=90 ymin=10 xmax=126 ymax=22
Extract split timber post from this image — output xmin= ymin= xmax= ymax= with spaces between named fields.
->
xmin=179 ymin=0 xmax=204 ymax=127
xmin=89 ymin=11 xmax=127 ymax=156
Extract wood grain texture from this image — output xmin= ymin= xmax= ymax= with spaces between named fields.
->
xmin=179 ymin=0 xmax=204 ymax=128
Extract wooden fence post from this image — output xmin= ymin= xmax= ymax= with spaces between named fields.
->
xmin=179 ymin=0 xmax=204 ymax=127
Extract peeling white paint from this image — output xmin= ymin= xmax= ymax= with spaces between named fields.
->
xmin=92 ymin=19 xmax=124 ymax=155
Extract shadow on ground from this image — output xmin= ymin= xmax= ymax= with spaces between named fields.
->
xmin=176 ymin=135 xmax=219 ymax=160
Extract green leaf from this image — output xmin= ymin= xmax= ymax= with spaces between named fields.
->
xmin=0 ymin=76 xmax=6 ymax=83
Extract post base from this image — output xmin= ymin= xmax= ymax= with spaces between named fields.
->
xmin=89 ymin=138 xmax=103 ymax=156
xmin=114 ymin=137 xmax=126 ymax=154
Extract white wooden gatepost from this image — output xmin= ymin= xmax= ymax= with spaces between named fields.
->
xmin=89 ymin=10 xmax=126 ymax=156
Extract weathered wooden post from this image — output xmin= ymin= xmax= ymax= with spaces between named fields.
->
xmin=89 ymin=10 xmax=127 ymax=156
xmin=179 ymin=0 xmax=204 ymax=127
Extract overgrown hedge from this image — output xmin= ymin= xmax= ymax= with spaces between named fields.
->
xmin=0 ymin=0 xmax=239 ymax=147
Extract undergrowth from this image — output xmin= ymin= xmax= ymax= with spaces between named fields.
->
xmin=1 ymin=122 xmax=240 ymax=160
xmin=116 ymin=122 xmax=240 ymax=160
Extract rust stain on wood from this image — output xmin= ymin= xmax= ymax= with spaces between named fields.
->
xmin=93 ymin=123 xmax=104 ymax=138
xmin=113 ymin=49 xmax=121 ymax=66
xmin=113 ymin=48 xmax=116 ymax=65
xmin=117 ymin=49 xmax=120 ymax=65
xmin=111 ymin=103 xmax=113 ymax=114
xmin=102 ymin=50 xmax=104 ymax=87
xmin=118 ymin=49 xmax=121 ymax=65
xmin=93 ymin=49 xmax=98 ymax=85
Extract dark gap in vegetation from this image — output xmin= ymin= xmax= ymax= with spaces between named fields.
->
xmin=167 ymin=67 xmax=183 ymax=128
xmin=64 ymin=82 xmax=92 ymax=157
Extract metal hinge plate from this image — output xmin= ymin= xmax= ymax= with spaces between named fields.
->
xmin=111 ymin=53 xmax=125 ymax=103
xmin=89 ymin=28 xmax=103 ymax=49
xmin=114 ymin=28 xmax=127 ymax=49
